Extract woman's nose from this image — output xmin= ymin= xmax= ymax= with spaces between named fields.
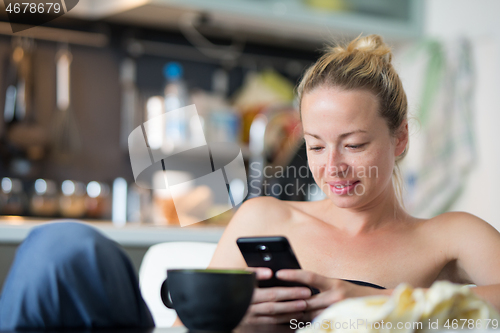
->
xmin=326 ymin=150 xmax=349 ymax=176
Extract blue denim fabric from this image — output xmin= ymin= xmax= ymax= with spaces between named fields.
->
xmin=0 ymin=222 xmax=154 ymax=330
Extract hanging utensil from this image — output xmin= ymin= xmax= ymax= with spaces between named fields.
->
xmin=119 ymin=57 xmax=139 ymax=151
xmin=1 ymin=37 xmax=48 ymax=176
xmin=0 ymin=40 xmax=18 ymax=139
xmin=3 ymin=39 xmax=23 ymax=125
xmin=51 ymin=44 xmax=81 ymax=159
xmin=4 ymin=37 xmax=33 ymax=124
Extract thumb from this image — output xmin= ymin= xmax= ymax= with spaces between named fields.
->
xmin=245 ymin=267 xmax=273 ymax=280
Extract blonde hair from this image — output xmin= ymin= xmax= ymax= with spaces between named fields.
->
xmin=297 ymin=34 xmax=408 ymax=205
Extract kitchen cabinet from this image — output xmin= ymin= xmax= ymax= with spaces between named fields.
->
xmin=69 ymin=0 xmax=424 ymax=45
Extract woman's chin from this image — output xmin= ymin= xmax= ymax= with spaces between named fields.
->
xmin=327 ymin=194 xmax=365 ymax=209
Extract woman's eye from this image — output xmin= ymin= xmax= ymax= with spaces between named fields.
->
xmin=346 ymin=143 xmax=366 ymax=149
xmin=308 ymin=146 xmax=323 ymax=152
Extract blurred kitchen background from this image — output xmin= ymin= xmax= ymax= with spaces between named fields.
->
xmin=1 ymin=0 xmax=500 ymax=287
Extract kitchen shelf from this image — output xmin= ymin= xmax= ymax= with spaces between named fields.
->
xmin=68 ymin=0 xmax=424 ymax=46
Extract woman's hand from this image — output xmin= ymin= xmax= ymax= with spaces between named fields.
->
xmin=275 ymin=269 xmax=388 ymax=321
xmin=242 ymin=267 xmax=312 ymax=325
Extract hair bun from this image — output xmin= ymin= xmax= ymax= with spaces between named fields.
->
xmin=345 ymin=34 xmax=392 ymax=63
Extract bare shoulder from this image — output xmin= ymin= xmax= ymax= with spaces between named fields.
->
xmin=421 ymin=211 xmax=500 ymax=252
xmin=426 ymin=211 xmax=499 ymax=237
xmin=224 ymin=196 xmax=325 ymax=235
xmin=208 ymin=196 xmax=294 ymax=269
xmin=229 ymin=196 xmax=293 ymax=233
xmin=427 ymin=211 xmax=500 ymax=285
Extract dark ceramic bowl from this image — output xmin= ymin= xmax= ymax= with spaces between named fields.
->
xmin=161 ymin=269 xmax=256 ymax=332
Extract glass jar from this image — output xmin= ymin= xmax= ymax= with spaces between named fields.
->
xmin=59 ymin=180 xmax=86 ymax=218
xmin=30 ymin=179 xmax=58 ymax=216
xmin=1 ymin=177 xmax=27 ymax=215
xmin=85 ymin=181 xmax=111 ymax=219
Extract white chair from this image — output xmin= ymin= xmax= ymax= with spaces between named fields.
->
xmin=139 ymin=242 xmax=218 ymax=327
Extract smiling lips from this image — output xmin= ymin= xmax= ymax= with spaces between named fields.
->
xmin=328 ymin=180 xmax=361 ymax=195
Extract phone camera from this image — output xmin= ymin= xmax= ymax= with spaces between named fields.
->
xmin=257 ymin=245 xmax=267 ymax=251
xmin=262 ymin=253 xmax=272 ymax=261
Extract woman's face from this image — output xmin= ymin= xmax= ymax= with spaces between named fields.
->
xmin=301 ymin=86 xmax=406 ymax=209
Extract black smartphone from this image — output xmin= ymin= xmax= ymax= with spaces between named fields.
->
xmin=237 ymin=236 xmax=319 ymax=295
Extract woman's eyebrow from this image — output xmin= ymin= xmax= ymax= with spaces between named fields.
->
xmin=304 ymin=132 xmax=322 ymax=139
xmin=304 ymin=130 xmax=367 ymax=140
xmin=339 ymin=129 xmax=367 ymax=139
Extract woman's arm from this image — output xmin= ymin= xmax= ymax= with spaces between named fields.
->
xmin=210 ymin=197 xmax=314 ymax=324
xmin=172 ymin=199 xmax=262 ymax=327
xmin=172 ymin=198 xmax=265 ymax=327
xmin=445 ymin=212 xmax=500 ymax=310
xmin=209 ymin=196 xmax=293 ymax=268
xmin=469 ymin=285 xmax=500 ymax=310
xmin=175 ymin=197 xmax=312 ymax=326
xmin=208 ymin=197 xmax=265 ymax=269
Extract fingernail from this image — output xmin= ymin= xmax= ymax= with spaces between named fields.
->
xmin=276 ymin=271 xmax=284 ymax=278
xmin=301 ymin=289 xmax=311 ymax=297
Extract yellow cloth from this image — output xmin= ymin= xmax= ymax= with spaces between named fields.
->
xmin=297 ymin=281 xmax=500 ymax=332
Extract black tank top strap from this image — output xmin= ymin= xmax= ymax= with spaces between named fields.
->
xmin=342 ymin=279 xmax=386 ymax=289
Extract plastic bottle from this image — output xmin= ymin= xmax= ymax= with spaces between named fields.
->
xmin=163 ymin=62 xmax=189 ymax=152
xmin=208 ymin=68 xmax=240 ymax=143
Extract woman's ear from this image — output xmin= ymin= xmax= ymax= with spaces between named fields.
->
xmin=395 ymin=121 xmax=408 ymax=157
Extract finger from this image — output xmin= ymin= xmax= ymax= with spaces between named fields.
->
xmin=303 ymin=285 xmax=362 ymax=314
xmin=252 ymin=287 xmax=312 ymax=304
xmin=276 ymin=269 xmax=331 ymax=290
xmin=245 ymin=311 xmax=306 ymax=325
xmin=303 ymin=282 xmax=374 ymax=311
xmin=245 ymin=267 xmax=273 ymax=280
xmin=250 ymin=299 xmax=307 ymax=316
xmin=303 ymin=292 xmax=338 ymax=311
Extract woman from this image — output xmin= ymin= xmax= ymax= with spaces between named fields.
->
xmin=208 ymin=34 xmax=500 ymax=324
